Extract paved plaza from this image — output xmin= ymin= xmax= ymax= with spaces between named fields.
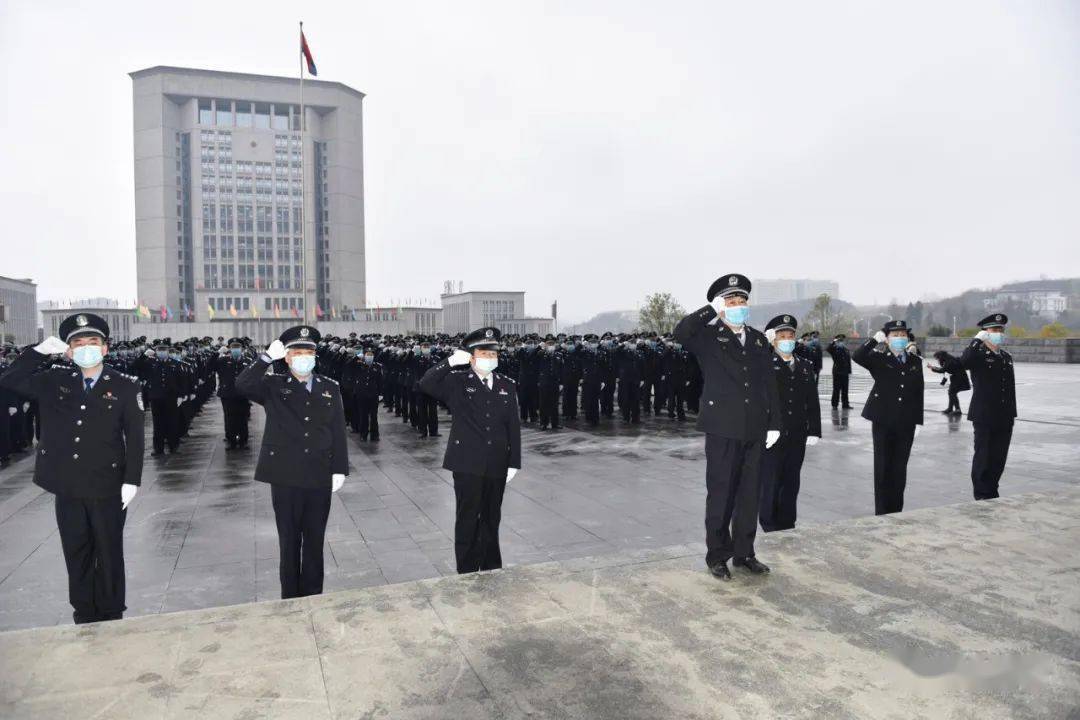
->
xmin=0 ymin=361 xmax=1077 ymax=633
xmin=1 ymin=486 xmax=1077 ymax=719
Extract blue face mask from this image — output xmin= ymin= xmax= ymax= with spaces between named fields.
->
xmin=673 ymin=343 xmax=682 ymax=351
xmin=364 ymin=355 xmax=374 ymax=364
xmin=156 ymin=350 xmax=168 ymax=360
xmin=421 ymin=347 xmax=431 ymax=355
xmin=170 ymin=353 xmax=182 ymax=362
xmin=777 ymin=339 xmax=796 ymax=354
xmin=724 ymin=305 xmax=750 ymax=326
xmin=289 ymin=355 xmax=316 ymax=376
xmin=73 ymin=345 xmax=103 ymax=369
xmin=988 ymin=332 xmax=1004 ymax=346
xmin=230 ymin=348 xmax=243 ymax=359
xmin=888 ymin=336 xmax=909 ymax=353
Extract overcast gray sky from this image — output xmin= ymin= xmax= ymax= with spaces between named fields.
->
xmin=2 ymin=1 xmax=1078 ymax=323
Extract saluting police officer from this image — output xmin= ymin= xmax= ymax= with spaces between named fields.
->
xmin=674 ymin=273 xmax=781 ymax=580
xmin=760 ymin=315 xmax=821 ymax=532
xmin=826 ymin=334 xmax=854 ymax=409
xmin=961 ymin=313 xmax=1017 ymax=500
xmin=0 ymin=313 xmax=144 ymax=624
xmin=853 ymin=320 xmax=925 ymax=515
xmin=418 ymin=327 xmax=522 ymax=574
xmin=212 ymin=338 xmax=253 ymax=450
xmin=237 ymin=325 xmax=349 ymax=599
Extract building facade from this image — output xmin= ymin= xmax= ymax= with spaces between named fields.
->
xmin=130 ymin=66 xmax=366 ymax=326
xmin=40 ymin=300 xmax=137 ymax=342
xmin=440 ymin=290 xmax=552 ymax=336
xmin=754 ymin=279 xmax=840 ymax=306
xmin=0 ymin=276 xmax=37 ymax=345
xmin=986 ymin=291 xmax=1069 ymax=320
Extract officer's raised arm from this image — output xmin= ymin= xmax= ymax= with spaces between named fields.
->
xmin=673 ymin=304 xmax=718 ymax=352
xmin=236 ymin=339 xmax=285 ymax=404
xmin=0 ymin=336 xmax=70 ymax=397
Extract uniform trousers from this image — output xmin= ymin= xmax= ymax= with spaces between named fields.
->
xmin=538 ymin=384 xmax=560 ymax=428
xmin=704 ymin=434 xmax=763 ymax=566
xmin=971 ymin=422 xmax=1012 ymax=500
xmin=149 ymin=399 xmax=179 ymax=452
xmin=581 ymin=382 xmax=601 ymax=424
xmin=600 ymin=380 xmax=616 ymax=416
xmin=666 ymin=381 xmax=687 ymax=419
xmin=452 ymin=472 xmax=506 ymax=574
xmin=871 ymin=423 xmax=916 ymax=515
xmin=271 ymin=484 xmax=332 ymax=599
xmin=759 ymin=433 xmax=807 ymax=532
xmin=518 ymin=379 xmax=539 ymax=422
xmin=414 ymin=393 xmax=439 ymax=435
xmin=831 ymin=374 xmax=850 ymax=407
xmin=355 ymin=396 xmax=381 ymax=439
xmin=55 ymin=495 xmax=126 ymax=624
xmin=221 ymin=397 xmax=250 ymax=446
xmin=618 ymin=382 xmax=641 ymax=423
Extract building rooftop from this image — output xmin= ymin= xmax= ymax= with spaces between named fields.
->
xmin=129 ymin=65 xmax=365 ymax=101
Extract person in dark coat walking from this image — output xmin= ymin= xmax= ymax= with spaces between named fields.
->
xmin=928 ymin=350 xmax=970 ymax=416
xmin=419 ymin=327 xmax=522 ymax=574
xmin=0 ymin=313 xmax=144 ymax=624
xmin=759 ymin=315 xmax=821 ymax=532
xmin=853 ymin=320 xmax=925 ymax=515
xmin=960 ymin=313 xmax=1017 ymax=500
xmin=826 ymin=334 xmax=854 ymax=409
xmin=237 ymin=325 xmax=349 ymax=599
xmin=673 ymin=273 xmax=781 ymax=580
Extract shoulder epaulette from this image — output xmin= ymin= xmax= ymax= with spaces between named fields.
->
xmin=321 ymin=375 xmax=340 ymax=385
xmin=496 ymin=372 xmax=516 ymax=384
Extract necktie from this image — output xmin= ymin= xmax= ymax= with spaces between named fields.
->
xmin=485 ymin=376 xmax=492 ymax=391
xmin=898 ymin=353 xmax=907 ymax=365
xmin=84 ymin=377 xmax=93 ymax=393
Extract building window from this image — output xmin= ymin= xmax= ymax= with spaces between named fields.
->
xmin=199 ymin=99 xmax=213 ymax=125
xmin=236 ymin=101 xmax=252 ymax=127
xmin=254 ymin=103 xmax=271 ymax=129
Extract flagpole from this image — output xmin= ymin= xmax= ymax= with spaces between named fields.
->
xmin=299 ymin=20 xmax=309 ymax=324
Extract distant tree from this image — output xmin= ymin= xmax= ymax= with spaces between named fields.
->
xmin=1039 ymin=322 xmax=1069 ymax=339
xmin=957 ymin=327 xmax=979 ymax=338
xmin=638 ymin=293 xmax=685 ymax=334
xmin=1008 ymin=326 xmax=1030 ymax=338
xmin=806 ymin=294 xmax=850 ymax=338
xmin=927 ymin=324 xmax=951 ymax=337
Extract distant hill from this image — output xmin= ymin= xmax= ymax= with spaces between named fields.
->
xmin=562 ymin=310 xmax=639 ymax=335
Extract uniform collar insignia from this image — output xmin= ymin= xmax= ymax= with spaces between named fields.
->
xmin=466 ymin=386 xmax=477 ymax=393
xmin=322 ymin=390 xmax=332 ymax=397
xmin=499 ymin=388 xmax=508 ymax=395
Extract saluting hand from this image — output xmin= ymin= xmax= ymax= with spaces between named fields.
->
xmin=873 ymin=331 xmax=886 ymax=344
xmin=975 ymin=330 xmax=990 ymax=343
xmin=448 ymin=349 xmax=472 ymax=367
xmin=266 ymin=340 xmax=286 ymax=361
xmin=33 ymin=336 xmax=69 ymax=356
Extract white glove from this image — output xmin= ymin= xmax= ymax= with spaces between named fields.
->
xmin=805 ymin=436 xmax=819 ymax=447
xmin=176 ymin=397 xmax=183 ymax=407
xmin=765 ymin=430 xmax=780 ymax=449
xmin=7 ymin=407 xmax=15 ymax=416
xmin=709 ymin=298 xmax=726 ymax=316
xmin=219 ymin=347 xmax=229 ymax=356
xmin=34 ymin=336 xmax=69 ymax=355
xmin=121 ymin=484 xmax=138 ymax=510
xmin=331 ymin=473 xmax=345 ymax=492
xmin=975 ymin=330 xmax=990 ymax=342
xmin=764 ymin=328 xmax=776 ymax=343
xmin=22 ymin=402 xmax=29 ymax=412
xmin=448 ymin=349 xmax=472 ymax=367
xmin=907 ymin=342 xmax=918 ymax=355
xmin=913 ymin=425 xmax=922 ymax=439
xmin=144 ymin=349 xmax=155 ymax=358
xmin=600 ymin=383 xmax=605 ymax=390
xmin=873 ymin=331 xmax=886 ymax=344
xmin=266 ymin=340 xmax=286 ymax=361
xmin=506 ymin=468 xmax=519 ymax=483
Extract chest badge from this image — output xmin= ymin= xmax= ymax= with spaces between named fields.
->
xmin=322 ymin=391 xmax=332 ymax=398
xmin=498 ymin=389 xmax=508 ymax=395
xmin=466 ymin=386 xmax=477 ymax=393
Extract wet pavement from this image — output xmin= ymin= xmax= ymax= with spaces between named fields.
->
xmin=0 ymin=360 xmax=1077 ymax=631
xmin=1 ymin=488 xmax=1077 ymax=719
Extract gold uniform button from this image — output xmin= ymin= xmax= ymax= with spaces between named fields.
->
xmin=73 ymin=454 xmax=79 ymax=459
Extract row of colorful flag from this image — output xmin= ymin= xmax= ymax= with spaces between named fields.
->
xmin=135 ymin=301 xmax=393 ymax=322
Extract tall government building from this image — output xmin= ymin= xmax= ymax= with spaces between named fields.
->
xmin=130 ymin=66 xmax=365 ymax=324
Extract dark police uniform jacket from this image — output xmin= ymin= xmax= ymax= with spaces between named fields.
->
xmin=770 ymin=352 xmax=822 ymax=438
xmin=959 ymin=340 xmax=1016 ymax=427
xmin=419 ymin=361 xmax=521 ymax=478
xmin=212 ymin=354 xmax=251 ymax=399
xmin=673 ymin=305 xmax=781 ymax=442
xmin=852 ymin=340 xmax=924 ymax=428
xmin=236 ymin=358 xmax=348 ymax=489
xmin=0 ymin=350 xmax=145 ymax=498
xmin=826 ymin=341 xmax=853 ymax=375
xmin=134 ymin=356 xmax=183 ymax=401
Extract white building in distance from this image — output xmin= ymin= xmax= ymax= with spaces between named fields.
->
xmin=753 ymin=279 xmax=840 ymax=306
xmin=440 ymin=291 xmax=553 ymax=336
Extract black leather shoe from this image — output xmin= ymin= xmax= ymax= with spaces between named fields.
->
xmin=708 ymin=562 xmax=731 ymax=580
xmin=733 ymin=557 xmax=770 ymax=574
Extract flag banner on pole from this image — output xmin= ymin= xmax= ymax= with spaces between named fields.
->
xmin=292 ymin=307 xmax=301 ymax=318
xmin=301 ymin=30 xmax=318 ymax=76
xmin=207 ymin=303 xmax=216 ymax=320
xmin=229 ymin=304 xmax=238 ymax=318
xmin=251 ymin=305 xmax=259 ymax=318
xmin=159 ymin=305 xmax=167 ymax=321
xmin=316 ymin=304 xmax=325 ymax=319
xmin=274 ymin=302 xmax=281 ymax=319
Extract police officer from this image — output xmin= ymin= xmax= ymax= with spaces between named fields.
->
xmin=537 ymin=335 xmax=563 ymax=430
xmin=599 ymin=333 xmax=617 ymax=418
xmin=354 ymin=346 xmax=384 ymax=441
xmin=516 ymin=336 xmax=541 ymax=423
xmin=413 ymin=339 xmax=441 ymax=437
xmin=0 ymin=313 xmax=144 ymax=624
xmin=961 ymin=314 xmax=1017 ymax=500
xmin=135 ymin=340 xmax=183 ymax=455
xmin=826 ymin=334 xmax=854 ymax=409
xmin=579 ymin=334 xmax=603 ymax=426
xmin=615 ymin=336 xmax=643 ymax=424
xmin=418 ymin=327 xmax=522 ymax=574
xmin=760 ymin=315 xmax=821 ymax=532
xmin=853 ymin=320 xmax=925 ymax=515
xmin=673 ymin=273 xmax=780 ymax=580
xmin=212 ymin=338 xmax=252 ymax=449
xmin=237 ymin=325 xmax=349 ymax=599
xmin=662 ymin=337 xmax=691 ymax=421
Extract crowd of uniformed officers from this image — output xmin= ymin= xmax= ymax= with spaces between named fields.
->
xmin=0 ymin=287 xmax=1018 ymax=621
